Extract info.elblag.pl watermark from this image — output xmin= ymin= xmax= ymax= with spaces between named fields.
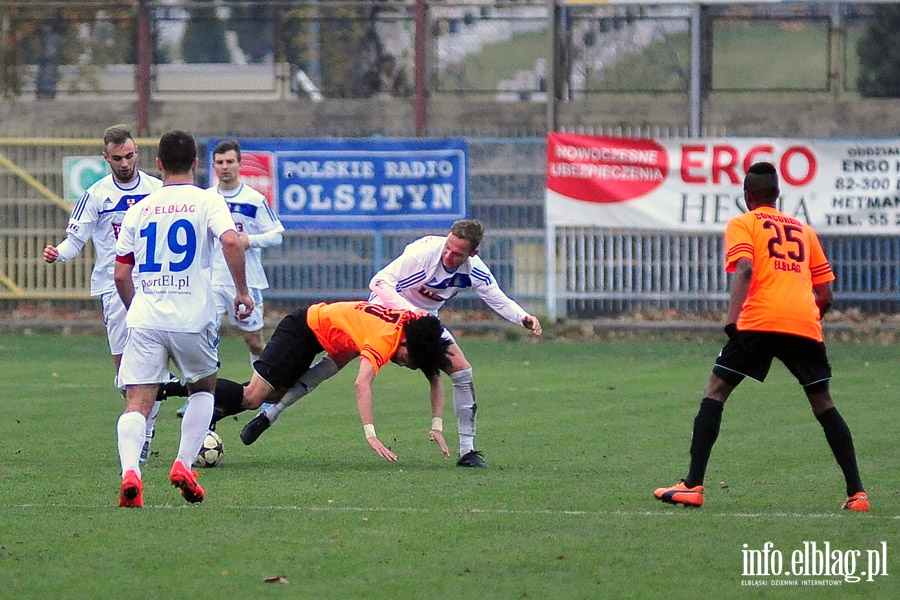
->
xmin=741 ymin=541 xmax=888 ymax=586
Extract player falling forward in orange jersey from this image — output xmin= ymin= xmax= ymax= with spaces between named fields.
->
xmin=211 ymin=301 xmax=452 ymax=461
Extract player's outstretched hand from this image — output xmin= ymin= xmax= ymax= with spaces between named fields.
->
xmin=429 ymin=429 xmax=450 ymax=458
xmin=523 ymin=315 xmax=543 ymax=336
xmin=367 ymin=436 xmax=398 ymax=461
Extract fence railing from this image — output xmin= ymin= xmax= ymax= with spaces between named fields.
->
xmin=6 ymin=135 xmax=900 ymax=317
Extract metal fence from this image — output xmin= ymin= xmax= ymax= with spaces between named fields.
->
xmin=550 ymin=228 xmax=900 ymax=318
xmin=0 ymin=136 xmax=549 ymax=315
xmin=5 ymin=135 xmax=900 ymax=317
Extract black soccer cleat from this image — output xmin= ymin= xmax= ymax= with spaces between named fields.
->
xmin=456 ymin=450 xmax=486 ymax=468
xmin=240 ymin=413 xmax=272 ymax=446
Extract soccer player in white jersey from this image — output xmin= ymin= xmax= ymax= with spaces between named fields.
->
xmin=240 ymin=219 xmax=542 ymax=468
xmin=113 ymin=130 xmax=253 ymax=507
xmin=43 ymin=124 xmax=174 ymax=462
xmin=175 ymin=140 xmax=284 ymax=417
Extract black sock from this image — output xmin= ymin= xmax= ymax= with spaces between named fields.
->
xmin=212 ymin=378 xmax=246 ymax=423
xmin=816 ymin=406 xmax=864 ymax=496
xmin=685 ymin=397 xmax=724 ymax=488
xmin=156 ymin=380 xmax=188 ymax=401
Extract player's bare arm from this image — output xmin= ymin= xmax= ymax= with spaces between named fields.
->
xmin=220 ymin=229 xmax=254 ymax=318
xmin=427 ymin=372 xmax=450 ymax=458
xmin=725 ymin=258 xmax=753 ymax=326
xmin=355 ymin=358 xmax=398 ymax=462
xmin=113 ymin=257 xmax=136 ymax=309
xmin=813 ymin=281 xmax=834 ymax=316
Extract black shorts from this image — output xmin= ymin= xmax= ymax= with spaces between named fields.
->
xmin=713 ymin=330 xmax=832 ymax=391
xmin=253 ymin=307 xmax=324 ymax=391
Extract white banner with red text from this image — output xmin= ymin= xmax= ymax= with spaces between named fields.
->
xmin=546 ymin=132 xmax=900 ymax=234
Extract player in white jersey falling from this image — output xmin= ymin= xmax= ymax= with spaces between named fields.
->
xmin=42 ymin=124 xmax=180 ymax=462
xmin=240 ymin=219 xmax=542 ymax=467
xmin=113 ymin=130 xmax=253 ymax=507
xmin=175 ymin=140 xmax=284 ymax=417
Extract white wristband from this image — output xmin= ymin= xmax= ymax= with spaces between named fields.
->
xmin=363 ymin=424 xmax=377 ymax=439
xmin=430 ymin=417 xmax=443 ymax=432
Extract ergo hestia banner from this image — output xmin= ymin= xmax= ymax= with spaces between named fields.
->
xmin=546 ymin=132 xmax=900 ymax=234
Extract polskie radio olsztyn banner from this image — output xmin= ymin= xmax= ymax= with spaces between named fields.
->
xmin=546 ymin=132 xmax=900 ymax=234
xmin=208 ymin=138 xmax=468 ymax=231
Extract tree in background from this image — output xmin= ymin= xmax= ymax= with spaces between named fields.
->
xmin=857 ymin=4 xmax=900 ymax=97
xmin=1 ymin=2 xmax=136 ymax=98
xmin=281 ymin=3 xmax=410 ymax=99
xmin=182 ymin=0 xmax=229 ymax=63
xmin=229 ymin=2 xmax=275 ymax=63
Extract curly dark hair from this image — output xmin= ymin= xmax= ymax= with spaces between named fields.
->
xmin=403 ymin=315 xmax=452 ymax=379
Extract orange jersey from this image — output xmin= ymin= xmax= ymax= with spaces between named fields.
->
xmin=724 ymin=207 xmax=834 ymax=341
xmin=306 ymin=301 xmax=413 ymax=374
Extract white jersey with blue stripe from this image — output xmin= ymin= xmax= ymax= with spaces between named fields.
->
xmin=65 ymin=170 xmax=162 ymax=295
xmin=115 ymin=184 xmax=236 ymax=333
xmin=209 ymin=183 xmax=284 ymax=290
xmin=368 ymin=234 xmax=529 ymax=325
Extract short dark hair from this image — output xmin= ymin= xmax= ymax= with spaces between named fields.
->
xmin=157 ymin=130 xmax=197 ymax=174
xmin=403 ymin=315 xmax=452 ymax=379
xmin=743 ymin=161 xmax=780 ymax=205
xmin=103 ymin=124 xmax=133 ymax=148
xmin=449 ymin=219 xmax=485 ymax=252
xmin=213 ymin=139 xmax=242 ymax=162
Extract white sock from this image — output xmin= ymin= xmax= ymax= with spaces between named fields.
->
xmin=250 ymin=353 xmax=260 ymax=369
xmin=450 ymin=368 xmax=476 ymax=456
xmin=145 ymin=400 xmax=161 ymax=441
xmin=176 ymin=391 xmax=214 ymax=467
xmin=264 ymin=356 xmax=339 ymax=422
xmin=117 ymin=411 xmax=146 ymax=477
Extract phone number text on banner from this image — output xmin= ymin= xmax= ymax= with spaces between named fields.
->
xmin=210 ymin=138 xmax=468 ymax=230
xmin=546 ymin=132 xmax=900 ymax=234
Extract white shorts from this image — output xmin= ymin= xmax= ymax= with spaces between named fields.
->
xmin=213 ymin=285 xmax=264 ymax=332
xmin=100 ymin=290 xmax=128 ymax=356
xmin=117 ymin=326 xmax=220 ymax=389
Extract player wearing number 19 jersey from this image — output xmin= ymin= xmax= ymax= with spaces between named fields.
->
xmin=653 ymin=161 xmax=868 ymax=512
xmin=113 ymin=130 xmax=253 ymax=507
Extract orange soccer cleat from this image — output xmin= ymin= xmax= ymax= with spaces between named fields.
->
xmin=118 ymin=469 xmax=143 ymax=508
xmin=653 ymin=480 xmax=704 ymax=507
xmin=841 ymin=492 xmax=869 ymax=512
xmin=169 ymin=460 xmax=205 ymax=504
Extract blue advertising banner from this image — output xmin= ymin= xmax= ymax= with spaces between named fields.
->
xmin=208 ymin=138 xmax=468 ymax=230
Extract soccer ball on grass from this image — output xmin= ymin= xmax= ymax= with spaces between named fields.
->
xmin=193 ymin=430 xmax=224 ymax=468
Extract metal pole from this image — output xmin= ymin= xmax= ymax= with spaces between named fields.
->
xmin=689 ymin=2 xmax=702 ymax=138
xmin=414 ymin=0 xmax=427 ymax=137
xmin=136 ymin=0 xmax=152 ymax=136
xmin=546 ymin=0 xmax=558 ymax=134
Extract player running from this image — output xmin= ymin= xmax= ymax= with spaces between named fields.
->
xmin=113 ymin=130 xmax=253 ymax=507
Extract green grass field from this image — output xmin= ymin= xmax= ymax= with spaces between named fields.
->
xmin=1 ymin=331 xmax=897 ymax=599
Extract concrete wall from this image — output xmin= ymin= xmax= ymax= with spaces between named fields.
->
xmin=2 ymin=95 xmax=900 ymax=139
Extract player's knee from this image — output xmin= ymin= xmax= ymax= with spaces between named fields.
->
xmin=450 ymin=367 xmax=474 ymax=386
